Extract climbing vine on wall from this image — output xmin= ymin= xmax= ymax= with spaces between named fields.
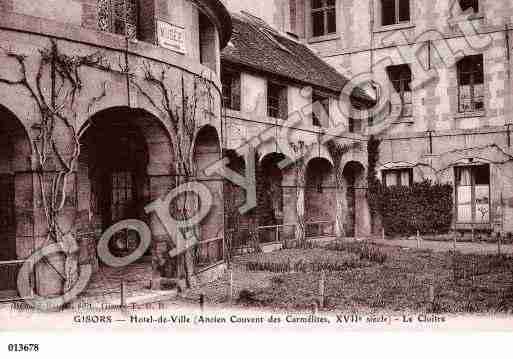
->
xmin=290 ymin=142 xmax=307 ymax=247
xmin=0 ymin=40 xmax=112 ymax=292
xmin=327 ymin=139 xmax=363 ymax=238
xmin=367 ymin=135 xmax=382 ymax=221
xmin=130 ymin=62 xmax=215 ymax=287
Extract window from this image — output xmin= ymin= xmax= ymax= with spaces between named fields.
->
xmin=455 ymin=165 xmax=490 ymax=223
xmin=98 ymin=0 xmax=138 ymax=39
xmin=199 ymin=12 xmax=217 ymax=72
xmin=458 ymin=55 xmax=484 ymax=113
xmin=311 ymin=0 xmax=337 ymax=37
xmin=387 ymin=64 xmax=413 ymax=117
xmin=459 ymin=0 xmax=479 ymax=13
xmin=348 ymin=118 xmax=362 ymax=133
xmin=267 ymin=82 xmax=288 ymax=119
xmin=312 ymin=93 xmax=330 ymax=127
xmin=382 ymin=0 xmax=410 ymax=26
xmin=383 ymin=168 xmax=413 ymax=187
xmin=221 ymin=69 xmax=241 ymax=111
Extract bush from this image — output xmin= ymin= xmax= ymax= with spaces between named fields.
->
xmin=373 ymin=180 xmax=453 ymax=237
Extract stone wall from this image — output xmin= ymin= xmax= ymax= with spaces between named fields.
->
xmin=0 ymin=9 xmax=225 ymax=295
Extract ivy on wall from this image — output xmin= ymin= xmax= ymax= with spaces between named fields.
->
xmin=367 ymin=136 xmax=454 ymax=237
xmin=377 ymin=181 xmax=454 ymax=236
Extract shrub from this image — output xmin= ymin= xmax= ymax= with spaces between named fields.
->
xmin=372 ymin=180 xmax=453 ymax=237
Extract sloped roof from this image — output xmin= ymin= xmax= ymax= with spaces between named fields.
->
xmin=221 ymin=11 xmax=369 ymax=101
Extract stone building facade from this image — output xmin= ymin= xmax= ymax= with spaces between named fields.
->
xmin=220 ymin=12 xmax=371 ymax=248
xmin=233 ymin=0 xmax=513 ymax=235
xmin=0 ymin=0 xmax=232 ymax=298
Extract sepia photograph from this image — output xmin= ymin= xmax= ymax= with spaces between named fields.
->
xmin=1 ymin=0 xmax=513 ymax=355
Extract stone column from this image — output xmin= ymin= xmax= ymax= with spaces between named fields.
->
xmin=354 ymin=187 xmax=371 ymax=238
xmin=147 ymin=174 xmax=175 ymax=290
xmin=32 ymin=169 xmax=78 ymax=298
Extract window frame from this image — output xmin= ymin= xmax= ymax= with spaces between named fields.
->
xmin=221 ymin=69 xmax=241 ymax=111
xmin=386 ymin=64 xmax=413 ymax=118
xmin=457 ymin=54 xmax=485 ymax=114
xmin=310 ymin=0 xmax=337 ymax=38
xmin=459 ymin=0 xmax=479 ymax=14
xmin=382 ymin=168 xmax=413 ymax=187
xmin=267 ymin=82 xmax=288 ymax=119
xmin=455 ymin=164 xmax=491 ymax=224
xmin=312 ymin=92 xmax=330 ymax=127
xmin=380 ymin=0 xmax=411 ymax=27
xmin=98 ymin=0 xmax=139 ymax=39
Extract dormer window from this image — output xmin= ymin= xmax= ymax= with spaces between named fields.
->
xmin=98 ymin=0 xmax=138 ymax=39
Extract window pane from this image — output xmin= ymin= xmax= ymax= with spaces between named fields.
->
xmin=268 ymin=83 xmax=284 ymax=118
xmin=459 ymin=72 xmax=471 ymax=86
xmin=113 ymin=18 xmax=126 ymax=35
xmin=385 ymin=171 xmax=398 ymax=186
xmin=400 ymin=170 xmax=411 ymax=187
xmin=474 ymin=65 xmax=484 ymax=84
xmin=312 ymin=0 xmax=323 ymax=9
xmin=402 ymin=103 xmax=413 ymax=117
xmin=113 ymin=0 xmax=125 ymax=19
xmin=98 ymin=0 xmax=111 ymax=31
xmin=458 ymin=204 xmax=473 ymax=222
xmin=399 ymin=0 xmax=410 ymax=22
xmin=349 ymin=118 xmax=361 ymax=133
xmin=382 ymin=0 xmax=396 ymax=26
xmin=326 ymin=0 xmax=336 ymax=6
xmin=456 ymin=167 xmax=472 ymax=186
xmin=312 ymin=12 xmax=325 ymax=36
xmin=126 ymin=0 xmax=138 ymax=25
xmin=457 ymin=186 xmax=472 ymax=206
xmin=475 ymin=185 xmax=490 ymax=222
xmin=327 ymin=9 xmax=337 ymax=34
xmin=403 ymin=90 xmax=412 ymax=104
xmin=474 ymin=165 xmax=490 ymax=185
xmin=459 ymin=0 xmax=479 ymax=13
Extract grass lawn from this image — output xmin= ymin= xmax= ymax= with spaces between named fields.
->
xmin=185 ymin=242 xmax=513 ymax=314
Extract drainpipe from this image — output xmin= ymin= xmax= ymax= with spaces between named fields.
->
xmin=505 ymin=24 xmax=512 ymax=148
xmin=369 ymin=0 xmax=375 ymax=75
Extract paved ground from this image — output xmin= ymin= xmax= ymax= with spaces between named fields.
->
xmin=83 ymin=260 xmax=153 ymax=298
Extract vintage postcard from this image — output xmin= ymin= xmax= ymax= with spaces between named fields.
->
xmin=1 ymin=0 xmax=513 ymax=353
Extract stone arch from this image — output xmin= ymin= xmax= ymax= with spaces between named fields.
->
xmin=0 ymin=104 xmax=33 ymax=275
xmin=77 ymin=106 xmax=174 ymax=273
xmin=305 ymin=157 xmax=336 ymax=238
xmin=193 ymin=124 xmax=224 ymax=240
xmin=258 ymin=152 xmax=287 ymax=232
xmin=304 ymin=144 xmax=335 ymax=168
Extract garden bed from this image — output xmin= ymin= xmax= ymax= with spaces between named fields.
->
xmin=183 ymin=242 xmax=513 ymax=314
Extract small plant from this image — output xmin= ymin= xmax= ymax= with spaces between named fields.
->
xmin=325 ymin=241 xmax=388 ymax=264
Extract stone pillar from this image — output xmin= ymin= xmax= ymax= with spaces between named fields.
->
xmin=32 ymin=169 xmax=78 ymax=298
xmin=335 ymin=180 xmax=347 ymax=238
xmin=147 ymin=174 xmax=175 ymax=290
xmin=282 ymin=165 xmax=299 ymax=243
xmin=14 ymin=172 xmax=34 ymax=261
xmin=354 ymin=188 xmax=371 ymax=238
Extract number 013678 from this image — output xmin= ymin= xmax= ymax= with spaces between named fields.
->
xmin=7 ymin=344 xmax=39 ymax=352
